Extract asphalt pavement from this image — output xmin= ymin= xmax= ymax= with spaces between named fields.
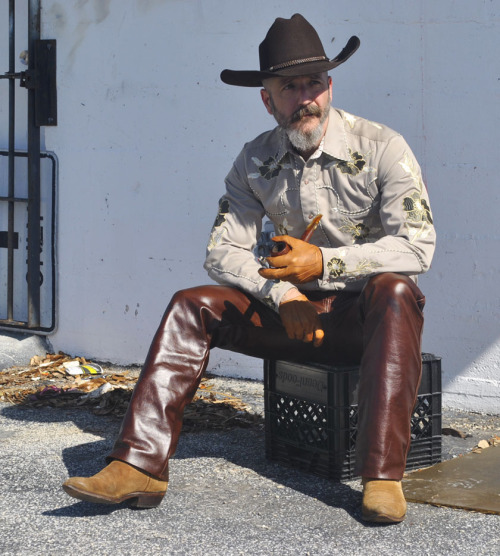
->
xmin=1 ymin=375 xmax=499 ymax=556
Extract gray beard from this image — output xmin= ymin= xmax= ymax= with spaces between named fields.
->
xmin=267 ymin=90 xmax=331 ymax=155
xmin=285 ymin=123 xmax=325 ymax=154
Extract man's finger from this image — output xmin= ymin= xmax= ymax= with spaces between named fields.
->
xmin=259 ymin=266 xmax=301 ymax=284
xmin=313 ymin=328 xmax=325 ymax=347
xmin=258 ymin=267 xmax=285 ymax=279
xmin=284 ymin=319 xmax=301 ymax=341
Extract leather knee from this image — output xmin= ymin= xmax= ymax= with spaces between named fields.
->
xmin=362 ymin=273 xmax=425 ymax=311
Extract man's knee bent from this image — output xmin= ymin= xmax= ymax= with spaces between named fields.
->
xmin=170 ymin=284 xmax=234 ymax=306
xmin=363 ymin=273 xmax=425 ymax=310
xmin=168 ymin=285 xmax=254 ymax=318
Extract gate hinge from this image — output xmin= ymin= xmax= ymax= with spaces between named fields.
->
xmin=32 ymin=40 xmax=57 ymax=126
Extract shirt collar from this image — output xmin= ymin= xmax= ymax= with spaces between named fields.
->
xmin=322 ymin=107 xmax=349 ymax=161
xmin=275 ymin=133 xmax=289 ymax=164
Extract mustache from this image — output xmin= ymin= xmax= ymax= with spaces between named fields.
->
xmin=290 ymin=104 xmax=322 ymax=123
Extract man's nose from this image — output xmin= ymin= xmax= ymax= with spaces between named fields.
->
xmin=297 ymin=84 xmax=314 ymax=104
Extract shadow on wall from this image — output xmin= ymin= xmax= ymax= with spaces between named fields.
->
xmin=419 ymin=250 xmax=500 ymax=415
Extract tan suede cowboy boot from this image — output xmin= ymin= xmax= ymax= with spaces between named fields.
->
xmin=62 ymin=460 xmax=167 ymax=508
xmin=361 ymin=478 xmax=407 ymax=523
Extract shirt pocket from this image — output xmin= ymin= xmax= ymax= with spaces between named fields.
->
xmin=317 ymin=176 xmax=382 ymax=245
xmin=320 ymin=167 xmax=379 ymax=214
xmin=260 ymin=179 xmax=301 ymax=220
xmin=335 ymin=206 xmax=384 ymax=245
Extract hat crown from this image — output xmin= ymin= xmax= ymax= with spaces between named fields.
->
xmin=259 ymin=14 xmax=328 ymax=73
xmin=220 ymin=14 xmax=360 ymax=87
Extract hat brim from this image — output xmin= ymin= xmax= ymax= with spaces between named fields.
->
xmin=221 ymin=36 xmax=360 ymax=87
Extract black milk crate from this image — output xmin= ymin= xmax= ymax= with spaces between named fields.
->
xmin=264 ymin=353 xmax=442 ymax=481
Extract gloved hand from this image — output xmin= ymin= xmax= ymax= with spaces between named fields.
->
xmin=278 ymin=290 xmax=325 ymax=347
xmin=258 ymin=235 xmax=324 ymax=284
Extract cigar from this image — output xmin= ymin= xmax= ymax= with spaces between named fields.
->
xmin=300 ymin=213 xmax=323 ymax=242
xmin=270 ymin=214 xmax=323 ymax=256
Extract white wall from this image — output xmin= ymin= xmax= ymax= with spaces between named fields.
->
xmin=1 ymin=1 xmax=499 ymax=414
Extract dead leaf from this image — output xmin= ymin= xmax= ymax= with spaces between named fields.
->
xmin=1 ymin=352 xmax=263 ymax=430
xmin=489 ymin=435 xmax=500 ymax=446
xmin=442 ymin=427 xmax=468 ymax=439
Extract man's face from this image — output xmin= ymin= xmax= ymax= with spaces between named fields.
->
xmin=261 ymin=72 xmax=332 ymax=154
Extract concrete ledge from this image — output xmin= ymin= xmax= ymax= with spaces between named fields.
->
xmin=0 ymin=332 xmax=51 ymax=371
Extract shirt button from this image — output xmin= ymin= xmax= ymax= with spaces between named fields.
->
xmin=308 ymin=213 xmax=314 ymax=219
xmin=304 ymin=179 xmax=309 ymax=184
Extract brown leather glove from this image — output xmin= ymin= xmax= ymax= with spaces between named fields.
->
xmin=278 ymin=291 xmax=325 ymax=347
xmin=258 ymin=235 xmax=324 ymax=284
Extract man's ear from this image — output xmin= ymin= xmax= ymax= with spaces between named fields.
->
xmin=260 ymin=88 xmax=273 ymax=115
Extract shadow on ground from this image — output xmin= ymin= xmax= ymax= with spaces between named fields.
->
xmin=1 ymin=403 xmax=364 ymax=523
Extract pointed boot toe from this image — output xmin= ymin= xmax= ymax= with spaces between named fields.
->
xmin=361 ymin=478 xmax=406 ymax=523
xmin=63 ymin=460 xmax=167 ymax=508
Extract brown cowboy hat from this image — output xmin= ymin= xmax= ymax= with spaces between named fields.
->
xmin=220 ymin=14 xmax=360 ymax=87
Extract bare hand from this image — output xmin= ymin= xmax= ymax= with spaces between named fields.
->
xmin=258 ymin=236 xmax=323 ymax=284
xmin=279 ymin=293 xmax=325 ymax=347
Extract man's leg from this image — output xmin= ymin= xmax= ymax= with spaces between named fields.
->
xmin=107 ymin=275 xmax=423 ymax=482
xmin=63 ymin=275 xmax=424 ymax=516
xmin=63 ymin=284 xmax=332 ymax=506
xmin=354 ymin=273 xmax=425 ymax=522
xmin=108 ymin=284 xmax=302 ymax=479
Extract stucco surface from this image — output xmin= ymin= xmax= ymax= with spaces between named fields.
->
xmin=0 ymin=1 xmax=499 ymax=413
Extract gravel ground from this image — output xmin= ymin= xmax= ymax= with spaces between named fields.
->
xmin=0 ymin=374 xmax=499 ymax=556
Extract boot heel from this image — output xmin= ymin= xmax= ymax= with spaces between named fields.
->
xmin=131 ymin=492 xmax=165 ymax=509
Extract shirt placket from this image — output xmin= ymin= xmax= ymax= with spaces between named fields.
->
xmin=299 ymin=157 xmax=320 ymax=236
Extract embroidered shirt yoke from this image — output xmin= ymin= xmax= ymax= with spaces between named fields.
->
xmin=204 ymin=107 xmax=436 ymax=311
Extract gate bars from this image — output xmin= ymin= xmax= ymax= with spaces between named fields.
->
xmin=0 ymin=0 xmax=57 ymax=331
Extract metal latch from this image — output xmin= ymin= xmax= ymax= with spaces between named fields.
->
xmin=1 ymin=39 xmax=57 ymax=126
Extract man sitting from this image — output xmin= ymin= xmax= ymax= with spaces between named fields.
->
xmin=63 ymin=14 xmax=435 ymax=524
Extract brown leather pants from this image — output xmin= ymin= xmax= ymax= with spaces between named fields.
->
xmin=108 ymin=272 xmax=425 ymax=481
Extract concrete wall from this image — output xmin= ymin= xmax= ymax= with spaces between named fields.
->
xmin=1 ymin=1 xmax=499 ymax=413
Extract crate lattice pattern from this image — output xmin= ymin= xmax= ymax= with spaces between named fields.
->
xmin=274 ymin=395 xmax=329 ymax=447
xmin=270 ymin=393 xmax=437 ymax=450
xmin=265 ymin=355 xmax=442 ymax=480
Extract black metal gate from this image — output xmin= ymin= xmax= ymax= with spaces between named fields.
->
xmin=0 ymin=0 xmax=57 ymax=333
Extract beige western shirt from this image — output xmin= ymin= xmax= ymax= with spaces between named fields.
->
xmin=204 ymin=107 xmax=436 ymax=311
